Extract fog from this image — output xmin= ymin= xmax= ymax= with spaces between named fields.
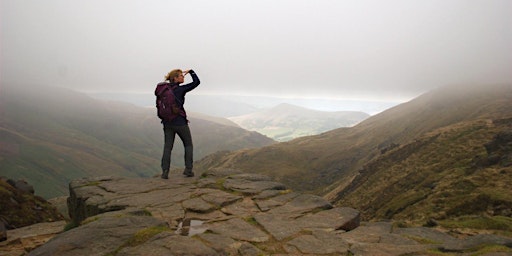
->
xmin=1 ymin=0 xmax=511 ymax=107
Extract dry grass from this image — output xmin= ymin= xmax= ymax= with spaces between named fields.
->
xmin=335 ymin=118 xmax=512 ymax=232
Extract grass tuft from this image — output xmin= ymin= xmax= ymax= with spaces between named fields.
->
xmin=124 ymin=225 xmax=170 ymax=247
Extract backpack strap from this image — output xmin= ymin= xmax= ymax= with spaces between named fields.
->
xmin=168 ymin=85 xmax=183 ymax=107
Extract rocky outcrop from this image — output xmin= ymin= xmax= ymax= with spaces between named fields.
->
xmin=5 ymin=179 xmax=35 ymax=194
xmin=0 ymin=177 xmax=64 ymax=245
xmin=0 ymin=177 xmax=65 ymax=255
xmin=26 ymin=169 xmax=512 ymax=255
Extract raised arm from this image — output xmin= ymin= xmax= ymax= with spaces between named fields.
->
xmin=182 ymin=69 xmax=200 ymax=92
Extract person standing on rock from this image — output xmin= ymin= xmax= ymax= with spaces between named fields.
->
xmin=155 ymin=69 xmax=200 ymax=179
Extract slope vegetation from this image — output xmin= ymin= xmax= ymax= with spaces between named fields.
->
xmin=0 ymin=85 xmax=274 ymax=198
xmin=330 ymin=117 xmax=512 ymax=226
xmin=196 ymin=84 xmax=512 ymax=197
xmin=0 ymin=178 xmax=63 ymax=229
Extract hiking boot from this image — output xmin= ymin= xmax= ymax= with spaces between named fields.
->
xmin=161 ymin=169 xmax=169 ymax=179
xmin=183 ymin=168 xmax=194 ymax=177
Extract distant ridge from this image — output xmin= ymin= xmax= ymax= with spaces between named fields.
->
xmin=229 ymin=103 xmax=369 ymax=141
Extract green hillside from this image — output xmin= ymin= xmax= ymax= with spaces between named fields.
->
xmin=0 ymin=85 xmax=274 ymax=198
xmin=332 ymin=117 xmax=512 ymax=228
xmin=196 ymin=84 xmax=512 ymax=195
xmin=195 ymin=84 xmax=512 ymax=230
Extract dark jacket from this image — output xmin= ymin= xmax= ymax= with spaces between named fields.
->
xmin=163 ymin=70 xmax=200 ymax=126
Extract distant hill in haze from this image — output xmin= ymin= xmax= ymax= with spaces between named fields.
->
xmin=0 ymin=85 xmax=275 ymax=198
xmin=195 ymin=84 xmax=512 ymax=225
xmin=229 ymin=103 xmax=369 ymax=141
xmin=88 ymin=92 xmax=400 ymax=117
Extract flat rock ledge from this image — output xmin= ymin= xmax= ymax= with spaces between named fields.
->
xmin=26 ymin=169 xmax=512 ymax=256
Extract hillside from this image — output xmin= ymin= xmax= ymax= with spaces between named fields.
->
xmin=329 ymin=117 xmax=512 ymax=226
xmin=195 ymin=84 xmax=512 ymax=198
xmin=0 ymin=85 xmax=275 ymax=198
xmin=229 ymin=103 xmax=369 ymax=141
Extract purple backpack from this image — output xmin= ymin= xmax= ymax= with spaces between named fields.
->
xmin=154 ymin=82 xmax=183 ymax=121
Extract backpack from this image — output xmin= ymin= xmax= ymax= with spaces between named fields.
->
xmin=154 ymin=82 xmax=183 ymax=121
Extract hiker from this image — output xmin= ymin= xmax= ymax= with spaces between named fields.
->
xmin=156 ymin=69 xmax=200 ymax=179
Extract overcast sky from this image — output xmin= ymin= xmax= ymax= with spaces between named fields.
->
xmin=1 ymin=0 xmax=511 ymax=102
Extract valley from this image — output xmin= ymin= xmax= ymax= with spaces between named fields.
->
xmin=1 ymin=83 xmax=511 ymax=234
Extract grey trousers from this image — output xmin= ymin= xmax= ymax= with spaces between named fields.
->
xmin=161 ymin=125 xmax=193 ymax=171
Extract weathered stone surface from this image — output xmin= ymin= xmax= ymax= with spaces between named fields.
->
xmin=197 ymin=233 xmax=240 ymax=255
xmin=198 ymin=188 xmax=243 ymax=207
xmin=202 ymin=168 xmax=243 ymax=178
xmin=340 ymin=221 xmax=393 ymax=244
xmin=146 ymin=203 xmax=185 ymax=227
xmin=238 ymin=241 xmax=264 ymax=256
xmin=223 ymin=177 xmax=287 ymax=195
xmin=297 ymin=207 xmax=360 ymax=231
xmin=186 ymin=210 xmax=227 ymax=223
xmin=207 ymin=217 xmax=269 ymax=243
xmin=0 ymin=221 xmax=65 ymax=256
xmin=48 ymin=196 xmax=70 ymax=220
xmin=67 ymin=176 xmax=196 ymax=223
xmin=267 ymin=193 xmax=333 ymax=217
xmin=340 ymin=222 xmax=434 ymax=255
xmin=117 ymin=232 xmax=219 ymax=256
xmin=285 ymin=230 xmax=349 ymax=254
xmin=255 ymin=206 xmax=361 ymax=241
xmin=28 ymin=216 xmax=166 ymax=256
xmin=221 ymin=197 xmax=260 ymax=218
xmin=252 ymin=189 xmax=282 ymax=200
xmin=182 ymin=197 xmax=215 ymax=213
xmin=9 ymin=169 xmax=511 ymax=256
xmin=254 ymin=213 xmax=302 ymax=241
xmin=255 ymin=191 xmax=300 ymax=211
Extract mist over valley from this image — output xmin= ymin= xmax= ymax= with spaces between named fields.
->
xmin=1 ymin=83 xmax=512 ymax=254
xmin=228 ymin=103 xmax=369 ymax=141
xmin=88 ymin=91 xmax=400 ymax=116
xmin=0 ymin=85 xmax=275 ymax=198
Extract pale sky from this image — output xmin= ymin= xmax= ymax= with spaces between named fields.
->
xmin=1 ymin=0 xmax=511 ymax=101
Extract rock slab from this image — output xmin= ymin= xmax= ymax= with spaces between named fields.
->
xmin=24 ymin=169 xmax=512 ymax=255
